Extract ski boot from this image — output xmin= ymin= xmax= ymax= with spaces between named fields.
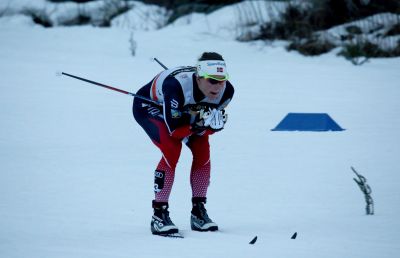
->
xmin=151 ymin=201 xmax=179 ymax=236
xmin=190 ymin=197 xmax=218 ymax=232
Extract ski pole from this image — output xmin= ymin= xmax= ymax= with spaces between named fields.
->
xmin=153 ymin=58 xmax=168 ymax=70
xmin=60 ymin=72 xmax=161 ymax=106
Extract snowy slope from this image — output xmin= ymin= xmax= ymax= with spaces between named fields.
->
xmin=1 ymin=3 xmax=400 ymax=258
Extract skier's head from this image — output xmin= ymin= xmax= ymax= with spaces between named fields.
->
xmin=196 ymin=52 xmax=228 ymax=100
xmin=196 ymin=52 xmax=229 ymax=81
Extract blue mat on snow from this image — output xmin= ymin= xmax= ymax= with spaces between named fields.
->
xmin=271 ymin=113 xmax=345 ymax=131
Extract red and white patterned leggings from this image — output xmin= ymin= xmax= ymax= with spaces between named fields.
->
xmin=134 ymin=114 xmax=211 ymax=203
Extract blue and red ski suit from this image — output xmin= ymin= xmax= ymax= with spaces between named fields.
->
xmin=132 ymin=66 xmax=234 ymax=202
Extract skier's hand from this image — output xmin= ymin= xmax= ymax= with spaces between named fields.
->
xmin=191 ymin=107 xmax=213 ymax=132
xmin=208 ymin=109 xmax=228 ymax=132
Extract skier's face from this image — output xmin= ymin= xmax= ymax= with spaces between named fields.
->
xmin=197 ymin=76 xmax=226 ymax=100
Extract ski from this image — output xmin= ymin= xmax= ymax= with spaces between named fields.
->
xmin=156 ymin=232 xmax=184 ymax=238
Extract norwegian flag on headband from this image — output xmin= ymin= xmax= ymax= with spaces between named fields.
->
xmin=197 ymin=60 xmax=228 ymax=79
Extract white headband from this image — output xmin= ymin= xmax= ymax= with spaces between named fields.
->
xmin=196 ymin=60 xmax=229 ymax=80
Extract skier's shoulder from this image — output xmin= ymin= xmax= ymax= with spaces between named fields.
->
xmin=163 ymin=66 xmax=196 ymax=95
xmin=168 ymin=66 xmax=196 ymax=78
xmin=162 ymin=76 xmax=182 ymax=95
xmin=222 ymin=80 xmax=234 ymax=100
xmin=162 ymin=66 xmax=195 ymax=87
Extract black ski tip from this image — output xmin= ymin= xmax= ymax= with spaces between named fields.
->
xmin=249 ymin=236 xmax=258 ymax=244
xmin=291 ymin=232 xmax=297 ymax=239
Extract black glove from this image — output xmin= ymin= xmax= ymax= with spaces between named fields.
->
xmin=191 ymin=108 xmax=228 ymax=132
xmin=191 ymin=107 xmax=213 ymax=132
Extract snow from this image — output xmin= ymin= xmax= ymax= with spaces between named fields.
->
xmin=1 ymin=2 xmax=400 ymax=258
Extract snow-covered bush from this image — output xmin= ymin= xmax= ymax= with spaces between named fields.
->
xmin=242 ymin=0 xmax=400 ymax=63
xmin=22 ymin=7 xmax=53 ymax=27
xmin=136 ymin=0 xmax=242 ymax=24
xmin=111 ymin=2 xmax=169 ymax=30
xmin=92 ymin=0 xmax=131 ymax=27
xmin=287 ymin=37 xmax=336 ymax=56
xmin=323 ymin=13 xmax=400 ymax=64
xmin=0 ymin=3 xmax=9 ymax=17
xmin=339 ymin=38 xmax=400 ymax=65
xmin=56 ymin=0 xmax=132 ymax=27
xmin=234 ymin=0 xmax=289 ymax=41
xmin=2 ymin=0 xmax=133 ymax=27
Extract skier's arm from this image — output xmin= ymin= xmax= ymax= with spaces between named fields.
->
xmin=185 ymin=81 xmax=235 ymax=134
xmin=162 ymin=77 xmax=192 ymax=139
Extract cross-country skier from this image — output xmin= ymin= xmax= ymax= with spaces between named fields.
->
xmin=132 ymin=52 xmax=234 ymax=236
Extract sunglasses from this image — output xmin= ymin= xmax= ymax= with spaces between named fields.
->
xmin=207 ymin=78 xmax=226 ymax=85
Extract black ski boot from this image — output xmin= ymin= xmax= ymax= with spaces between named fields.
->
xmin=191 ymin=197 xmax=218 ymax=232
xmin=151 ymin=201 xmax=179 ymax=236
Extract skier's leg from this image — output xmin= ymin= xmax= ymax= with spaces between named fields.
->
xmin=150 ymin=119 xmax=182 ymax=202
xmin=186 ymin=135 xmax=218 ymax=231
xmin=133 ymin=113 xmax=182 ymax=202
xmin=132 ymin=86 xmax=184 ymax=235
xmin=187 ymin=134 xmax=210 ymax=198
